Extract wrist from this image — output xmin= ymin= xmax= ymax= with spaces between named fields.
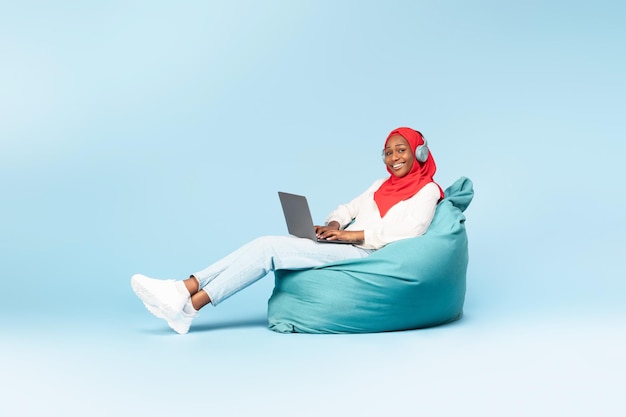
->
xmin=326 ymin=220 xmax=340 ymax=229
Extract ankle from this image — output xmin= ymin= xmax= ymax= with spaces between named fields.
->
xmin=183 ymin=276 xmax=200 ymax=295
xmin=191 ymin=290 xmax=211 ymax=311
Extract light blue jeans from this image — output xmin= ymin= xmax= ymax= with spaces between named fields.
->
xmin=193 ymin=235 xmax=373 ymax=305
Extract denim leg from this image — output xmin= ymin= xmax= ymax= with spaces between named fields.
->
xmin=192 ymin=235 xmax=371 ymax=306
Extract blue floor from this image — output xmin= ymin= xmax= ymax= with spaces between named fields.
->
xmin=2 ymin=274 xmax=625 ymax=417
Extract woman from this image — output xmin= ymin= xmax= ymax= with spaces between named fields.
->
xmin=131 ymin=127 xmax=444 ymax=334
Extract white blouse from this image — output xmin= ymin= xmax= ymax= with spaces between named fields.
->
xmin=325 ymin=180 xmax=441 ymax=250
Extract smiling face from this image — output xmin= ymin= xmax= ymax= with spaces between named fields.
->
xmin=383 ymin=134 xmax=415 ymax=178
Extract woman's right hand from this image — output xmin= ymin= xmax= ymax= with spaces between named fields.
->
xmin=314 ymin=221 xmax=340 ymax=238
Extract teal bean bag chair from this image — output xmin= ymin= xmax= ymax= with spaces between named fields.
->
xmin=267 ymin=177 xmax=473 ymax=334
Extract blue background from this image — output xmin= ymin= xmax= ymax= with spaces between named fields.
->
xmin=1 ymin=1 xmax=624 ymax=416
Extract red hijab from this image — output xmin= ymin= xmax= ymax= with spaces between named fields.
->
xmin=373 ymin=127 xmax=444 ymax=217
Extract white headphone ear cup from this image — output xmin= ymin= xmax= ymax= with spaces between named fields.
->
xmin=415 ymin=141 xmax=429 ymax=163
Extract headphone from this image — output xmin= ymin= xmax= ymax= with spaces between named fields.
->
xmin=381 ymin=130 xmax=429 ymax=163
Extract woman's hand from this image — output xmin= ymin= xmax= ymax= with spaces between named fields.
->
xmin=314 ymin=222 xmax=364 ymax=243
xmin=314 ymin=221 xmax=340 ymax=236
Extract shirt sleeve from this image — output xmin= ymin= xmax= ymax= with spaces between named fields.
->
xmin=324 ymin=179 xmax=385 ymax=228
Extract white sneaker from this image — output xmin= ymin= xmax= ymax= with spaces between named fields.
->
xmin=167 ymin=309 xmax=198 ymax=335
xmin=131 ymin=274 xmax=189 ymax=320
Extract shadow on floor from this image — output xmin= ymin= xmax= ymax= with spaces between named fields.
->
xmin=189 ymin=317 xmax=269 ymax=333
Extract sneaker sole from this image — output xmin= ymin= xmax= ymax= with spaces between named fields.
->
xmin=131 ymin=274 xmax=195 ymax=334
xmin=167 ymin=315 xmax=194 ymax=335
xmin=131 ymin=276 xmax=177 ymax=320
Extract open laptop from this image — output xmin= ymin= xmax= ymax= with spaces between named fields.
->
xmin=278 ymin=191 xmax=355 ymax=244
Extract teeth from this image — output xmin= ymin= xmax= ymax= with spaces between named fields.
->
xmin=392 ymin=163 xmax=404 ymax=169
